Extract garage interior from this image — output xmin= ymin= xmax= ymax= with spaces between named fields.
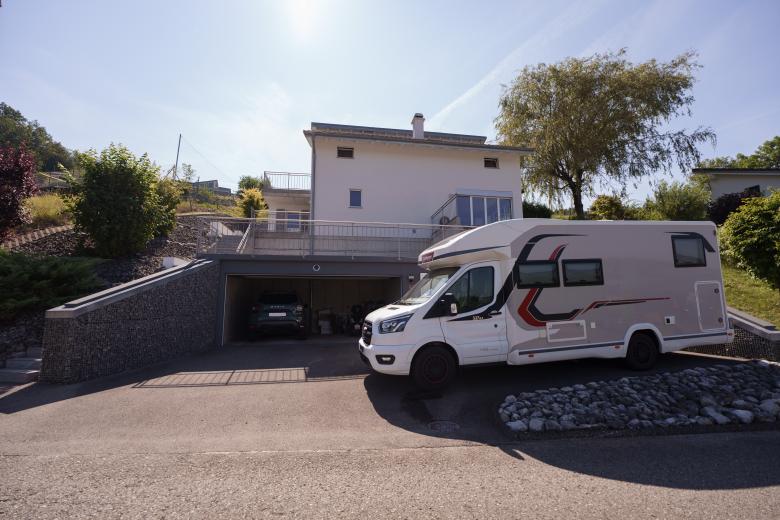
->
xmin=223 ymin=275 xmax=403 ymax=343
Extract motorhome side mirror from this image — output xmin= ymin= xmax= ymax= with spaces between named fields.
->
xmin=438 ymin=293 xmax=458 ymax=316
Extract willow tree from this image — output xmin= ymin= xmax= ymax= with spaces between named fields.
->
xmin=495 ymin=50 xmax=715 ymax=218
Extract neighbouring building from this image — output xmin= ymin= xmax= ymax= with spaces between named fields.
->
xmin=191 ymin=179 xmax=232 ymax=196
xmin=692 ymin=168 xmax=780 ymax=199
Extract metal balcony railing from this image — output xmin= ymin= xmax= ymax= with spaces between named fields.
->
xmin=263 ymin=171 xmax=311 ymax=191
xmin=195 ymin=216 xmax=472 ymax=260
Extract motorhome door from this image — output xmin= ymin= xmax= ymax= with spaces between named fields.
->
xmin=438 ymin=262 xmax=508 ymax=363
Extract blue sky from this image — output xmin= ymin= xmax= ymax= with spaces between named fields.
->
xmin=1 ymin=0 xmax=778 ymax=204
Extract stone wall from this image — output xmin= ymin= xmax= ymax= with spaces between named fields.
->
xmin=40 ymin=260 xmax=219 ymax=383
xmin=0 ymin=313 xmax=44 ymax=366
xmin=686 ymin=326 xmax=780 ymax=362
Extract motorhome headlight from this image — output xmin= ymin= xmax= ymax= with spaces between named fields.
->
xmin=379 ymin=314 xmax=412 ymax=334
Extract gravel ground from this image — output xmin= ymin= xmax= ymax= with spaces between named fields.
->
xmin=500 ymin=360 xmax=780 ymax=434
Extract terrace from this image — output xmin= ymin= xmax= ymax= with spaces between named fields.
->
xmin=195 ymin=216 xmax=471 ymax=260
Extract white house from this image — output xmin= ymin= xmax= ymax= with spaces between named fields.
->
xmin=262 ymin=113 xmax=530 ymax=229
xmin=208 ymin=113 xmax=532 ymax=343
xmin=693 ymin=168 xmax=780 ymax=199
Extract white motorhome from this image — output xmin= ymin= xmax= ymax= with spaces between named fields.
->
xmin=358 ymin=219 xmax=734 ymax=389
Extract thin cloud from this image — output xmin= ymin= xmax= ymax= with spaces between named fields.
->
xmin=427 ymin=0 xmax=608 ymax=131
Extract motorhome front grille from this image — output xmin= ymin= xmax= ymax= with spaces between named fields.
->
xmin=361 ymin=321 xmax=373 ymax=345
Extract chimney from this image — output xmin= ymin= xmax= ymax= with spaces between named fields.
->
xmin=411 ymin=113 xmax=425 ymax=139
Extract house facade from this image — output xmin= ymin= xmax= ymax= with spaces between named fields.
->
xmin=693 ymin=168 xmax=780 ymax=199
xmin=202 ymin=113 xmax=531 ymax=344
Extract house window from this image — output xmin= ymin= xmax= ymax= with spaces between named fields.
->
xmin=672 ymin=236 xmax=706 ymax=267
xmin=337 ymin=147 xmax=354 ymax=159
xmin=484 ymin=157 xmax=499 ymax=168
xmin=515 ymin=261 xmax=559 ymax=288
xmin=563 ymin=259 xmax=604 ymax=286
xmin=447 ymin=266 xmax=495 ymax=313
xmin=456 ymin=195 xmax=513 ymax=226
xmin=349 ymin=189 xmax=362 ymax=208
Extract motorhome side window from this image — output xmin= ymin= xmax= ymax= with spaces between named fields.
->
xmin=563 ymin=259 xmax=603 ymax=286
xmin=672 ymin=236 xmax=706 ymax=267
xmin=447 ymin=266 xmax=494 ymax=313
xmin=515 ymin=261 xmax=559 ymax=288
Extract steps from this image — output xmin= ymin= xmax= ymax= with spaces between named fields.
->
xmin=0 ymin=347 xmax=43 ymax=384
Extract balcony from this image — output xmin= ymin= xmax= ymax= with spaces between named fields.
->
xmin=263 ymin=171 xmax=311 ymax=192
xmin=196 ymin=216 xmax=471 ymax=260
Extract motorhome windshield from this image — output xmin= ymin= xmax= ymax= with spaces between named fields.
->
xmin=398 ymin=267 xmax=459 ymax=305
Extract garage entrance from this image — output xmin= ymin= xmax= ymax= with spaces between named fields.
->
xmin=223 ymin=275 xmax=402 ymax=344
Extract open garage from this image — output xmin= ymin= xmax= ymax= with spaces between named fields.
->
xmin=222 ymin=275 xmax=403 ymax=343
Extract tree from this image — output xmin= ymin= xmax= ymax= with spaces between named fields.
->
xmin=0 ymin=102 xmax=73 ymax=171
xmin=238 ymin=187 xmax=267 ymax=218
xmin=706 ymin=190 xmax=756 ymax=225
xmin=0 ymin=146 xmax=38 ymax=239
xmin=238 ymin=175 xmax=264 ymax=193
xmin=68 ymin=144 xmax=177 ymax=257
xmin=698 ymin=136 xmax=780 ymax=169
xmin=642 ymin=180 xmax=709 ymax=220
xmin=495 ymin=50 xmax=714 ymax=219
xmin=721 ymin=191 xmax=780 ymax=293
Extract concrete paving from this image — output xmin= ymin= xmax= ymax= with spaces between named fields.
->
xmin=1 ymin=337 xmax=779 ymax=518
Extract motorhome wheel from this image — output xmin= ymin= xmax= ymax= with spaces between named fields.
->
xmin=412 ymin=346 xmax=457 ymax=390
xmin=625 ymin=332 xmax=659 ymax=371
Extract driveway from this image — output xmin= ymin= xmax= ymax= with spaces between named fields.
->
xmin=1 ymin=338 xmax=779 ymax=519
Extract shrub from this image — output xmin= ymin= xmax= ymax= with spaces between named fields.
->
xmin=68 ymin=144 xmax=177 ymax=257
xmin=24 ymin=194 xmax=69 ymax=228
xmin=720 ymin=190 xmax=780 ymax=293
xmin=589 ymin=195 xmax=628 ymax=220
xmin=707 ymin=190 xmax=756 ymax=225
xmin=153 ymin=178 xmax=181 ymax=236
xmin=0 ymin=146 xmax=38 ymax=239
xmin=642 ymin=181 xmax=709 ymax=220
xmin=522 ymin=200 xmax=552 ymax=218
xmin=238 ymin=188 xmax=268 ymax=218
xmin=0 ymin=251 xmax=102 ymax=322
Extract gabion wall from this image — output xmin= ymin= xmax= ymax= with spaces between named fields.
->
xmin=40 ymin=261 xmax=219 ymax=383
xmin=686 ymin=326 xmax=779 ymax=362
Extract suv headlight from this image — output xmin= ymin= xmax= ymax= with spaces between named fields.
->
xmin=379 ymin=314 xmax=412 ymax=334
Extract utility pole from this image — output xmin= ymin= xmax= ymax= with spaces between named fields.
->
xmin=172 ymin=133 xmax=182 ymax=180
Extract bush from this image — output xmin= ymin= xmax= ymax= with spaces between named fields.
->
xmin=68 ymin=144 xmax=178 ymax=257
xmin=589 ymin=195 xmax=628 ymax=220
xmin=238 ymin=188 xmax=268 ymax=218
xmin=642 ymin=181 xmax=709 ymax=220
xmin=720 ymin=190 xmax=780 ymax=293
xmin=0 ymin=146 xmax=38 ymax=239
xmin=24 ymin=194 xmax=69 ymax=229
xmin=522 ymin=200 xmax=552 ymax=218
xmin=153 ymin=178 xmax=181 ymax=236
xmin=0 ymin=250 xmax=102 ymax=322
xmin=707 ymin=190 xmax=756 ymax=225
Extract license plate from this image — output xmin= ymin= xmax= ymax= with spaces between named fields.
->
xmin=269 ymin=312 xmax=286 ymax=317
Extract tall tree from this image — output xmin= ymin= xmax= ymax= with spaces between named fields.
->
xmin=495 ymin=50 xmax=715 ymax=218
xmin=0 ymin=102 xmax=73 ymax=171
xmin=699 ymin=136 xmax=780 ymax=169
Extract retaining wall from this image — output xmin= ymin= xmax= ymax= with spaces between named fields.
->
xmin=686 ymin=309 xmax=780 ymax=362
xmin=40 ymin=259 xmax=219 ymax=383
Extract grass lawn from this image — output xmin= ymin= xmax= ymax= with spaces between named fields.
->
xmin=722 ymin=263 xmax=780 ymax=326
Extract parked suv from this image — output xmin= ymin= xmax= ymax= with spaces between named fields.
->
xmin=249 ymin=292 xmax=309 ymax=339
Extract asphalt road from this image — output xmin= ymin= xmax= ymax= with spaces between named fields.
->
xmin=1 ymin=338 xmax=779 ymax=519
